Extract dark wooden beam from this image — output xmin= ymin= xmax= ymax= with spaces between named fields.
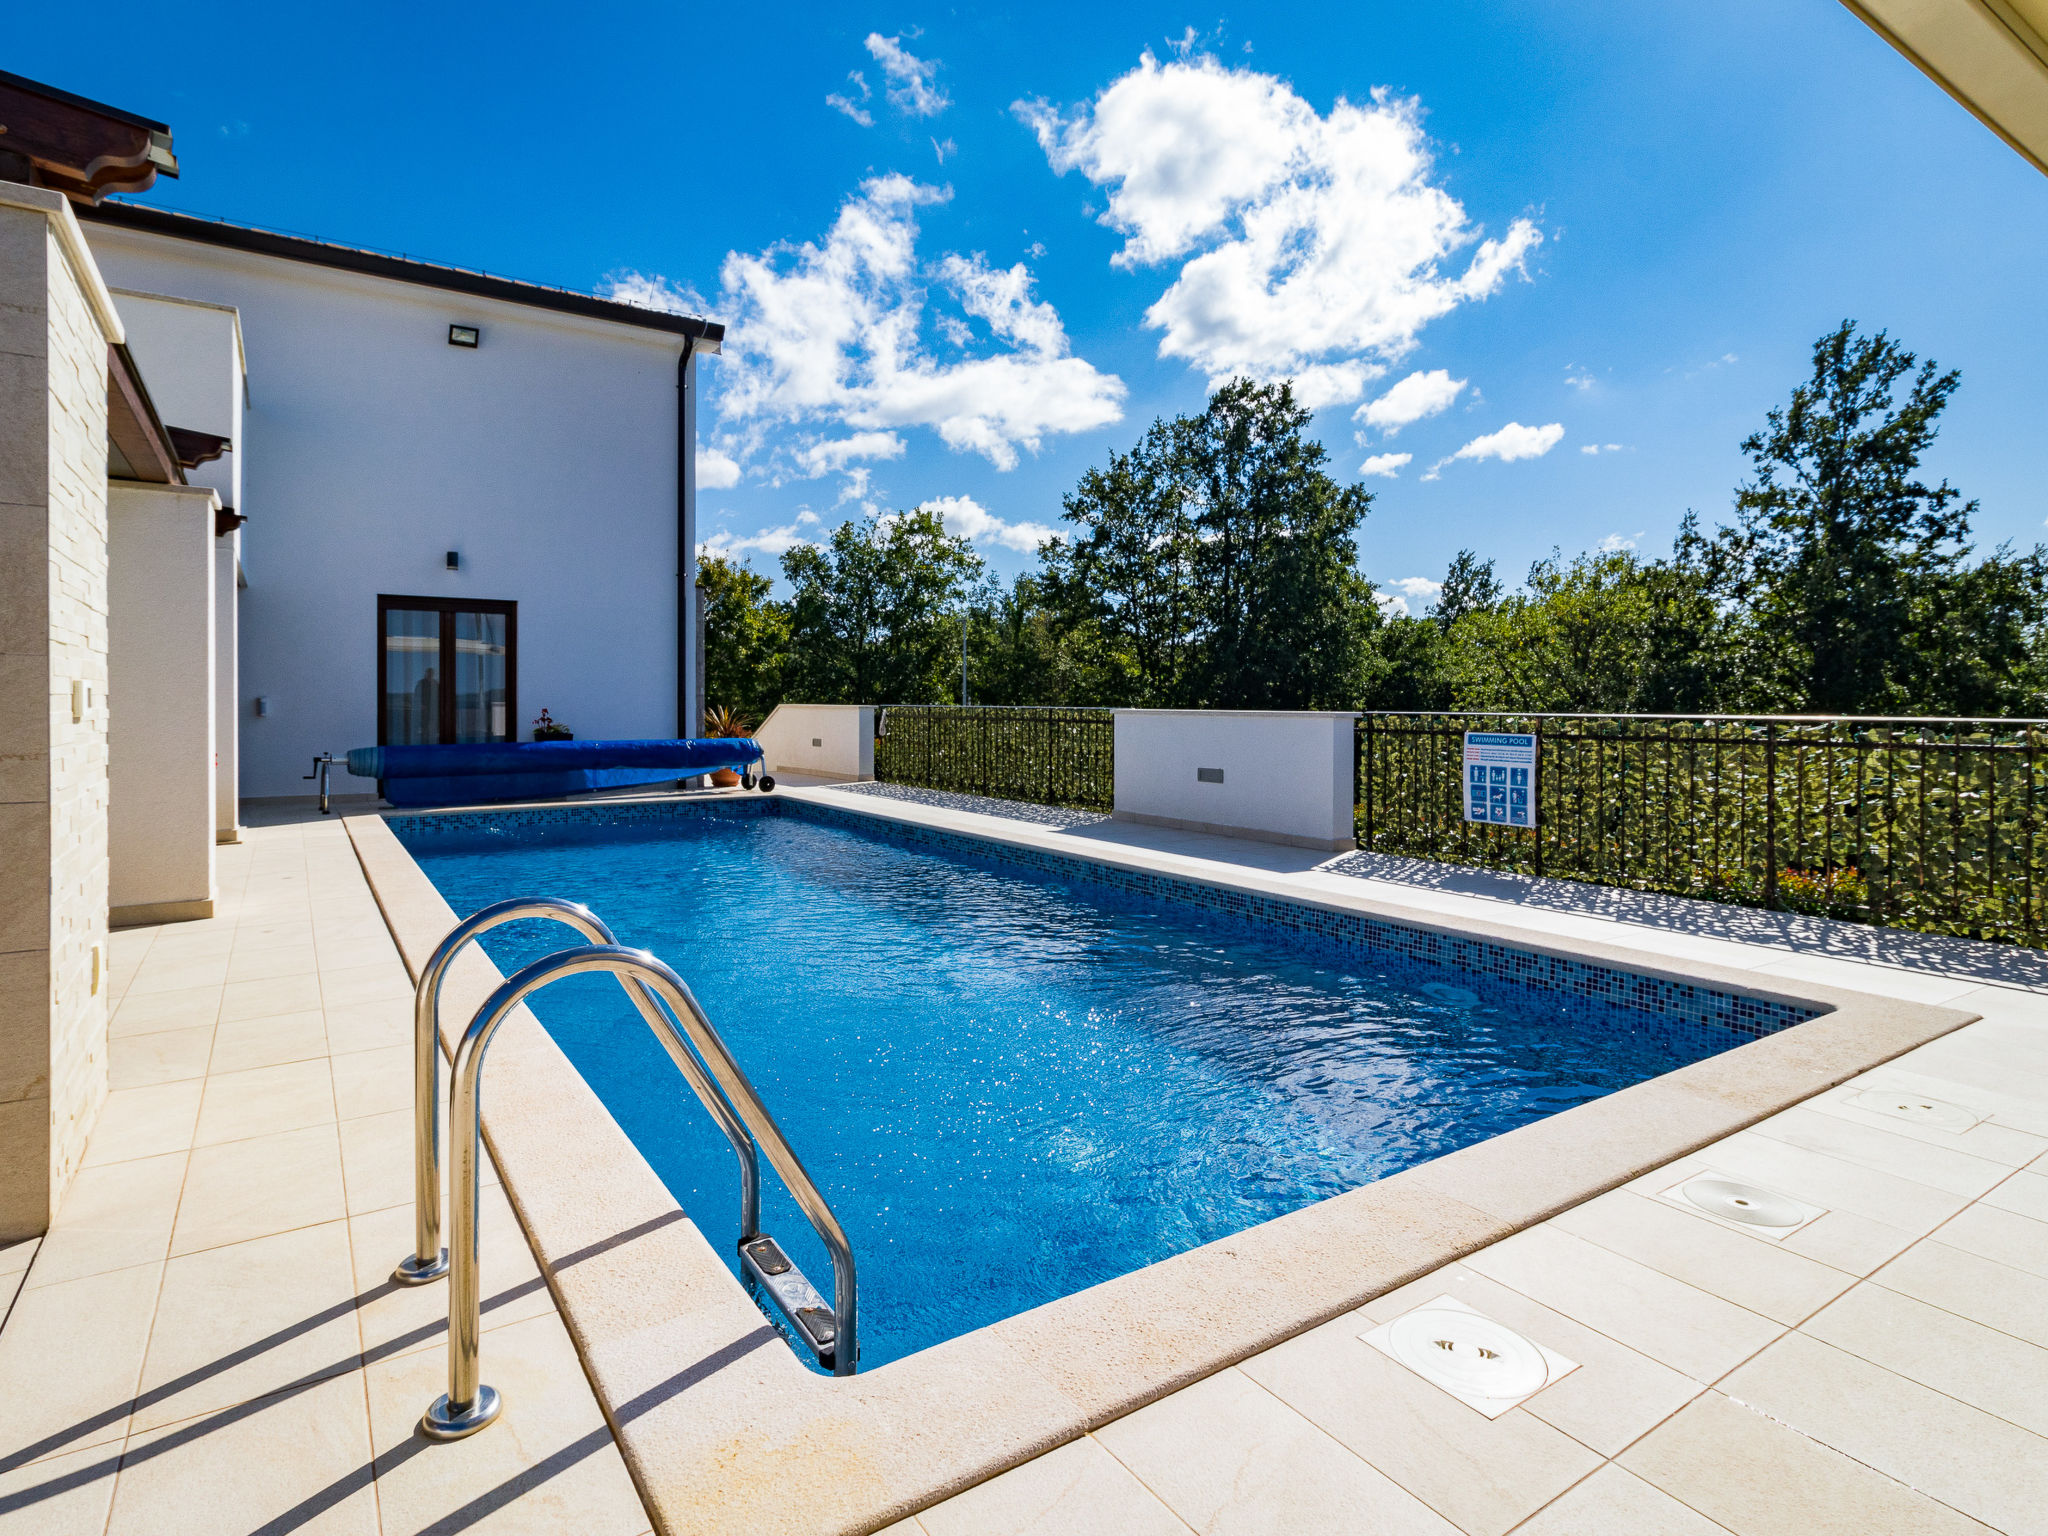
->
xmin=166 ymin=426 xmax=230 ymax=469
xmin=0 ymin=71 xmax=177 ymax=205
xmin=106 ymin=344 xmax=182 ymax=485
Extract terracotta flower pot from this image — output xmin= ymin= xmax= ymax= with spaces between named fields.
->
xmin=710 ymin=768 xmax=741 ymax=787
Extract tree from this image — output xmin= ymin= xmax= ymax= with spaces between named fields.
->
xmin=1708 ymin=321 xmax=2014 ymax=713
xmin=1183 ymin=379 xmax=1380 ymax=709
xmin=698 ymin=555 xmax=789 ymax=722
xmin=780 ymin=510 xmax=982 ymax=704
xmin=1039 ymin=419 xmax=1199 ymax=706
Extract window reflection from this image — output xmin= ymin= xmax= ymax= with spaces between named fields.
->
xmin=453 ymin=611 xmax=508 ymax=743
xmin=383 ymin=609 xmax=441 ymax=744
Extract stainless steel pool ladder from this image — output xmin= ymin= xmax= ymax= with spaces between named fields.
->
xmin=402 ymin=905 xmax=859 ymax=1442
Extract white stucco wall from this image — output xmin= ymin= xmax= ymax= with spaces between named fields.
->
xmin=108 ymin=483 xmax=218 ymax=920
xmin=83 ymin=226 xmax=691 ymax=799
xmin=756 ymin=705 xmax=875 ymax=781
xmin=108 ymin=290 xmax=245 ymax=839
xmin=1113 ymin=710 xmax=1359 ymax=851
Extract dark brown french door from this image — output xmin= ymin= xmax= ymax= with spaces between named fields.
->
xmin=377 ymin=595 xmax=517 ymax=746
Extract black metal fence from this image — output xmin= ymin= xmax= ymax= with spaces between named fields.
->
xmin=873 ymin=706 xmax=1116 ymax=810
xmin=1359 ymin=713 xmax=2048 ymax=945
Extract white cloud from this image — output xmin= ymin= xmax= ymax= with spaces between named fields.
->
xmin=699 ymin=448 xmax=742 ymax=489
xmin=1597 ymin=531 xmax=1643 ymax=553
xmin=1563 ymin=368 xmax=1594 ymax=391
xmin=1449 ymin=421 xmax=1564 ymax=465
xmin=600 ymin=270 xmax=707 ymax=316
xmin=1374 ymin=576 xmax=1442 ymax=617
xmin=1580 ymin=442 xmax=1625 ymax=456
xmin=698 ymin=518 xmax=825 ymax=560
xmin=701 ymin=175 xmax=1125 ymax=472
xmin=795 ymin=432 xmax=906 ymax=476
xmin=1356 ymin=369 xmax=1466 ymax=435
xmin=867 ymin=33 xmax=949 ymax=117
xmin=827 ymin=70 xmax=874 ymax=126
xmin=1360 ymin=452 xmax=1412 ymax=478
xmin=932 ymin=136 xmax=956 ymax=165
xmin=1018 ymin=53 xmax=1540 ymax=406
xmin=919 ymin=493 xmax=1060 ymax=553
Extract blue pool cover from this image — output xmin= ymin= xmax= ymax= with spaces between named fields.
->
xmin=345 ymin=738 xmax=764 ymax=807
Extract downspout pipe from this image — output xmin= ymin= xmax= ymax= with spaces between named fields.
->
xmin=677 ymin=335 xmax=696 ymax=739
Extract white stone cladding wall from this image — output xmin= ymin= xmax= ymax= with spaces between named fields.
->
xmin=0 ymin=192 xmax=115 ymax=1239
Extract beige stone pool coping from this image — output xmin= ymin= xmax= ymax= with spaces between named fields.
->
xmin=343 ymin=789 xmax=1977 ymax=1536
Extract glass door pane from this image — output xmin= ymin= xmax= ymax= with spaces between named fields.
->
xmin=383 ymin=608 xmax=443 ymax=744
xmin=452 ymin=610 xmax=510 ymax=742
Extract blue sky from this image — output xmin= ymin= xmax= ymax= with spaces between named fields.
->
xmin=26 ymin=1 xmax=2048 ymax=610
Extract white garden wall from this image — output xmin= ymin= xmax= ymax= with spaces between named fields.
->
xmin=755 ymin=705 xmax=874 ymax=782
xmin=1113 ymin=709 xmax=1358 ymax=851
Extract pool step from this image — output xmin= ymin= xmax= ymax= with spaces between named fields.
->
xmin=741 ymin=1234 xmax=842 ymax=1371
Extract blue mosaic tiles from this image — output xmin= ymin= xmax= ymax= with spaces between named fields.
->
xmin=389 ymin=793 xmax=1822 ymax=1046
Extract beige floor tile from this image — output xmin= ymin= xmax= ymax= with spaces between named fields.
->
xmin=1720 ymin=1332 xmax=2048 ymax=1535
xmin=24 ymin=1152 xmax=185 ymax=1290
xmin=1984 ymin=1169 xmax=2048 ymax=1222
xmin=1775 ymin=1205 xmax=1922 ymax=1276
xmin=1369 ymin=1266 xmax=1704 ymax=1458
xmin=0 ymin=1238 xmax=35 ymax=1282
xmin=132 ymin=1221 xmax=362 ymax=1433
xmin=919 ymin=1436 xmax=1188 ymax=1536
xmin=318 ymin=964 xmax=413 ymax=1012
xmin=220 ymin=972 xmax=324 ymax=1022
xmin=108 ymin=1026 xmax=214 ymax=1090
xmin=207 ymin=1009 xmax=331 ymax=1075
xmin=1549 ymin=1188 xmax=1856 ymax=1326
xmin=125 ymin=953 xmax=231 ymax=996
xmin=108 ymin=986 xmax=221 ymax=1039
xmin=1802 ymin=1282 xmax=2048 ymax=1439
xmin=1620 ymin=1392 xmax=1991 ymax=1536
xmin=107 ymin=1370 xmax=376 ymax=1536
xmin=193 ymin=1058 xmax=337 ymax=1147
xmin=1747 ymin=1105 xmax=2014 ymax=1198
xmin=171 ymin=1124 xmax=347 ymax=1257
xmin=1875 ymin=1238 xmax=2048 ymax=1348
xmin=338 ymin=1108 xmax=428 ymax=1218
xmin=1813 ymin=1076 xmax=2048 ymax=1166
xmin=1931 ymin=1202 xmax=2048 ymax=1276
xmin=223 ymin=944 xmax=319 ymax=984
xmin=1240 ymin=1310 xmax=1601 ymax=1536
xmin=231 ymin=923 xmax=317 ymax=953
xmin=0 ymin=1438 xmax=124 ymax=1535
xmin=362 ymin=1311 xmax=650 ymax=1536
xmin=330 ymin=1045 xmax=410 ymax=1122
xmin=79 ymin=1082 xmax=203 ymax=1168
xmin=1508 ymin=1464 xmax=1725 ymax=1536
xmin=324 ymin=999 xmax=411 ymax=1056
xmin=0 ymin=1263 xmax=162 ymax=1466
xmin=1095 ymin=1367 xmax=1457 ymax=1536
xmin=347 ymin=1188 xmax=552 ymax=1366
xmin=1461 ymin=1224 xmax=1783 ymax=1383
xmin=314 ymin=937 xmax=404 ymax=974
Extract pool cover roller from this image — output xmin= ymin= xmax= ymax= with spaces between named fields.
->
xmin=345 ymin=738 xmax=767 ymax=807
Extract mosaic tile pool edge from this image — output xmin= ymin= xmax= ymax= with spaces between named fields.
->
xmin=390 ymin=795 xmax=1819 ymax=1043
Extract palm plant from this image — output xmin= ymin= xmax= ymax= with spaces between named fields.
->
xmin=702 ymin=704 xmax=753 ymax=739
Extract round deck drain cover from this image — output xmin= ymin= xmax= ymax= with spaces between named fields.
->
xmin=1384 ymin=1307 xmax=1549 ymax=1401
xmin=1845 ymin=1089 xmax=1977 ymax=1133
xmin=1679 ymin=1175 xmax=1806 ymax=1230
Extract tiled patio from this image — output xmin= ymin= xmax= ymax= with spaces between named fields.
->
xmin=0 ymin=808 xmax=650 ymax=1536
xmin=4 ymin=791 xmax=2048 ymax=1535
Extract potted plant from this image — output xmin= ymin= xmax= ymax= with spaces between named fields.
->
xmin=532 ymin=709 xmax=573 ymax=741
xmin=702 ymin=704 xmax=752 ymax=787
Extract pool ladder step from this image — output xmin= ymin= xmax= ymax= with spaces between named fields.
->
xmin=400 ymin=897 xmax=859 ymax=1440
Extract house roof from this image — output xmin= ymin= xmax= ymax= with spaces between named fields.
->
xmin=0 ymin=69 xmax=178 ymax=203
xmin=78 ymin=199 xmax=725 ymax=349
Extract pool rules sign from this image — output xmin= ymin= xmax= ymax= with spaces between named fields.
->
xmin=1463 ymin=731 xmax=1537 ymax=829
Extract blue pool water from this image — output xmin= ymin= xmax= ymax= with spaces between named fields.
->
xmin=400 ymin=802 xmax=1757 ymax=1369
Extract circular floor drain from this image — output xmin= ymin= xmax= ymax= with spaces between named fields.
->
xmin=1384 ymin=1308 xmax=1549 ymax=1401
xmin=1845 ymin=1088 xmax=1977 ymax=1132
xmin=1680 ymin=1175 xmax=1807 ymax=1230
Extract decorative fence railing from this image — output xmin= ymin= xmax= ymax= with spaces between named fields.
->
xmin=1358 ymin=713 xmax=2048 ymax=946
xmin=873 ymin=706 xmax=1116 ymax=810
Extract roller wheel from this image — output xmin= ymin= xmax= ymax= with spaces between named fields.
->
xmin=760 ymin=775 xmax=776 ymax=792
xmin=740 ymin=772 xmax=756 ymax=790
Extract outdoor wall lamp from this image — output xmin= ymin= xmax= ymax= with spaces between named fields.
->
xmin=448 ymin=324 xmax=480 ymax=348
xmin=446 ymin=550 xmax=461 ymax=571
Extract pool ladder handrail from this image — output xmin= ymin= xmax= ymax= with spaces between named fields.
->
xmin=396 ymin=897 xmax=759 ymax=1287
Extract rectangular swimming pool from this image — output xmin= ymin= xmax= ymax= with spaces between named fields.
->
xmin=396 ymin=796 xmax=1814 ymax=1370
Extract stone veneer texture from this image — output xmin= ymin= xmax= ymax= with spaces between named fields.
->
xmin=0 ymin=196 xmax=112 ymax=1239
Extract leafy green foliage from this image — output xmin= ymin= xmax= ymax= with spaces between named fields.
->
xmin=699 ymin=555 xmax=789 ymax=721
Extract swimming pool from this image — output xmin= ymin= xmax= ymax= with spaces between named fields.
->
xmin=396 ymin=796 xmax=1809 ymax=1370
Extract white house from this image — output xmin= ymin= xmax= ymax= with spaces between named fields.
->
xmin=80 ymin=202 xmax=722 ymax=804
